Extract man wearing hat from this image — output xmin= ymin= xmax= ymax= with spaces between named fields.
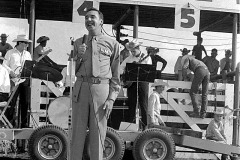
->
xmin=182 ymin=55 xmax=210 ymax=118
xmin=0 ymin=52 xmax=10 ymax=102
xmin=146 ymin=46 xmax=167 ymax=79
xmin=206 ymin=108 xmax=228 ymax=159
xmin=3 ymin=34 xmax=32 ymax=128
xmin=174 ymin=48 xmax=193 ymax=81
xmin=202 ymin=48 xmax=219 ymax=79
xmin=120 ymin=38 xmax=152 ymax=128
xmin=0 ymin=33 xmax=13 ymax=57
xmin=148 ymin=79 xmax=167 ymax=128
xmin=192 ymin=37 xmax=208 ymax=61
xmin=33 ymin=36 xmax=52 ymax=61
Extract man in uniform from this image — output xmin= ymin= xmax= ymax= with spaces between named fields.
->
xmin=70 ymin=8 xmax=121 ymax=160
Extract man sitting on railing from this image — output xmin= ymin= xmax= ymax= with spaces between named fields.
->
xmin=206 ymin=108 xmax=229 ymax=160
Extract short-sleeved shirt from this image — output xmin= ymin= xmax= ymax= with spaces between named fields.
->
xmin=0 ymin=65 xmax=10 ymax=93
xmin=192 ymin=45 xmax=205 ymax=60
xmin=0 ymin=43 xmax=13 ymax=57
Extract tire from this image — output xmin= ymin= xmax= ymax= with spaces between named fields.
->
xmin=132 ymin=128 xmax=175 ymax=160
xmin=28 ymin=125 xmax=68 ymax=160
xmin=83 ymin=127 xmax=125 ymax=160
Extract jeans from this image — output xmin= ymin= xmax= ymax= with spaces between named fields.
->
xmin=190 ymin=66 xmax=210 ymax=114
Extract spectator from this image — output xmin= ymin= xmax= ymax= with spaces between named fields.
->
xmin=220 ymin=49 xmax=232 ymax=74
xmin=203 ymin=48 xmax=219 ymax=79
xmin=174 ymin=48 xmax=193 ymax=81
xmin=146 ymin=46 xmax=167 ymax=79
xmin=192 ymin=37 xmax=208 ymax=61
xmin=0 ymin=33 xmax=13 ymax=57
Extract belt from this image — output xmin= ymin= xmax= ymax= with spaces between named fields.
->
xmin=78 ymin=76 xmax=109 ymax=84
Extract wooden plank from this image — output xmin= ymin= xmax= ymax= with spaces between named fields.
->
xmin=161 ymin=104 xmax=225 ymax=113
xmin=30 ymin=78 xmax=42 ymax=128
xmin=162 ymin=116 xmax=212 ymax=124
xmin=164 ymin=92 xmax=225 ymax=101
xmin=162 ymin=92 xmax=202 ymax=131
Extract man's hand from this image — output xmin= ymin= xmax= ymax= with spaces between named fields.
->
xmin=78 ymin=44 xmax=87 ymax=59
xmin=10 ymin=71 xmax=17 ymax=78
xmin=103 ymin=99 xmax=114 ymax=119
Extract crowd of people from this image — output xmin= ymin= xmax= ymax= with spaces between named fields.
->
xmin=0 ymin=7 xmax=233 ymax=160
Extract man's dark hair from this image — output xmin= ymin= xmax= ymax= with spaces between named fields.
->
xmin=86 ymin=7 xmax=104 ymax=22
xmin=212 ymin=48 xmax=217 ymax=52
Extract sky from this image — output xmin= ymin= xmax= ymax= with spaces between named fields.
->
xmin=0 ymin=16 xmax=239 ymax=74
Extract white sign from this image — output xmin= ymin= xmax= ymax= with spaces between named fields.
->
xmin=72 ymin=0 xmax=100 ymax=23
xmin=175 ymin=3 xmax=200 ymax=32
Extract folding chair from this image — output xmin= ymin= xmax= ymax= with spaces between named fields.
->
xmin=0 ymin=85 xmax=19 ymax=128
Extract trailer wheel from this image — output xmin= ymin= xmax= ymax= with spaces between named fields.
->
xmin=83 ymin=127 xmax=125 ymax=160
xmin=133 ymin=128 xmax=175 ymax=160
xmin=28 ymin=125 xmax=68 ymax=160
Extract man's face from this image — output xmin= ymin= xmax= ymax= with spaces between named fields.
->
xmin=1 ymin=37 xmax=7 ymax=43
xmin=214 ymin=114 xmax=223 ymax=122
xmin=130 ymin=46 xmax=141 ymax=57
xmin=211 ymin=50 xmax=218 ymax=58
xmin=19 ymin=41 xmax=28 ymax=50
xmin=85 ymin=10 xmax=103 ymax=32
xmin=156 ymin=85 xmax=165 ymax=94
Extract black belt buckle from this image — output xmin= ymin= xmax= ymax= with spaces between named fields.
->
xmin=92 ymin=78 xmax=101 ymax=84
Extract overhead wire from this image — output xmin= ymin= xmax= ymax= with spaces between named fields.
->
xmin=127 ymin=35 xmax=234 ymax=47
xmin=122 ymin=27 xmax=232 ymax=40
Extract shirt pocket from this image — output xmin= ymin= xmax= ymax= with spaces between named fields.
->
xmin=98 ymin=47 xmax=111 ymax=62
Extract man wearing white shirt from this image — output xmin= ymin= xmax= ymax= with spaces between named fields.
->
xmin=3 ymin=35 xmax=32 ymax=128
xmin=148 ymin=79 xmax=167 ymax=128
xmin=120 ymin=39 xmax=152 ymax=128
xmin=0 ymin=52 xmax=10 ymax=102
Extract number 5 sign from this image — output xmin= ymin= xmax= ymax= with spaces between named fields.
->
xmin=175 ymin=4 xmax=200 ymax=32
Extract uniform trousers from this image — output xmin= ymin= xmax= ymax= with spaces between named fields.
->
xmin=190 ymin=66 xmax=210 ymax=114
xmin=126 ymin=82 xmax=148 ymax=126
xmin=71 ymin=81 xmax=109 ymax=160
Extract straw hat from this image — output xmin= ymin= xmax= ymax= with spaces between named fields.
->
xmin=37 ymin=36 xmax=50 ymax=43
xmin=0 ymin=52 xmax=5 ymax=60
xmin=151 ymin=79 xmax=168 ymax=87
xmin=12 ymin=35 xmax=32 ymax=43
xmin=213 ymin=108 xmax=224 ymax=115
xmin=125 ymin=39 xmax=142 ymax=51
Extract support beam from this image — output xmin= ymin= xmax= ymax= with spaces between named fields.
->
xmin=133 ymin=5 xmax=139 ymax=38
xmin=28 ymin=0 xmax=36 ymax=56
xmin=232 ymin=13 xmax=238 ymax=71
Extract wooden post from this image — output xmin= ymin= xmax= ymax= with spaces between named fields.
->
xmin=28 ymin=0 xmax=36 ymax=56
